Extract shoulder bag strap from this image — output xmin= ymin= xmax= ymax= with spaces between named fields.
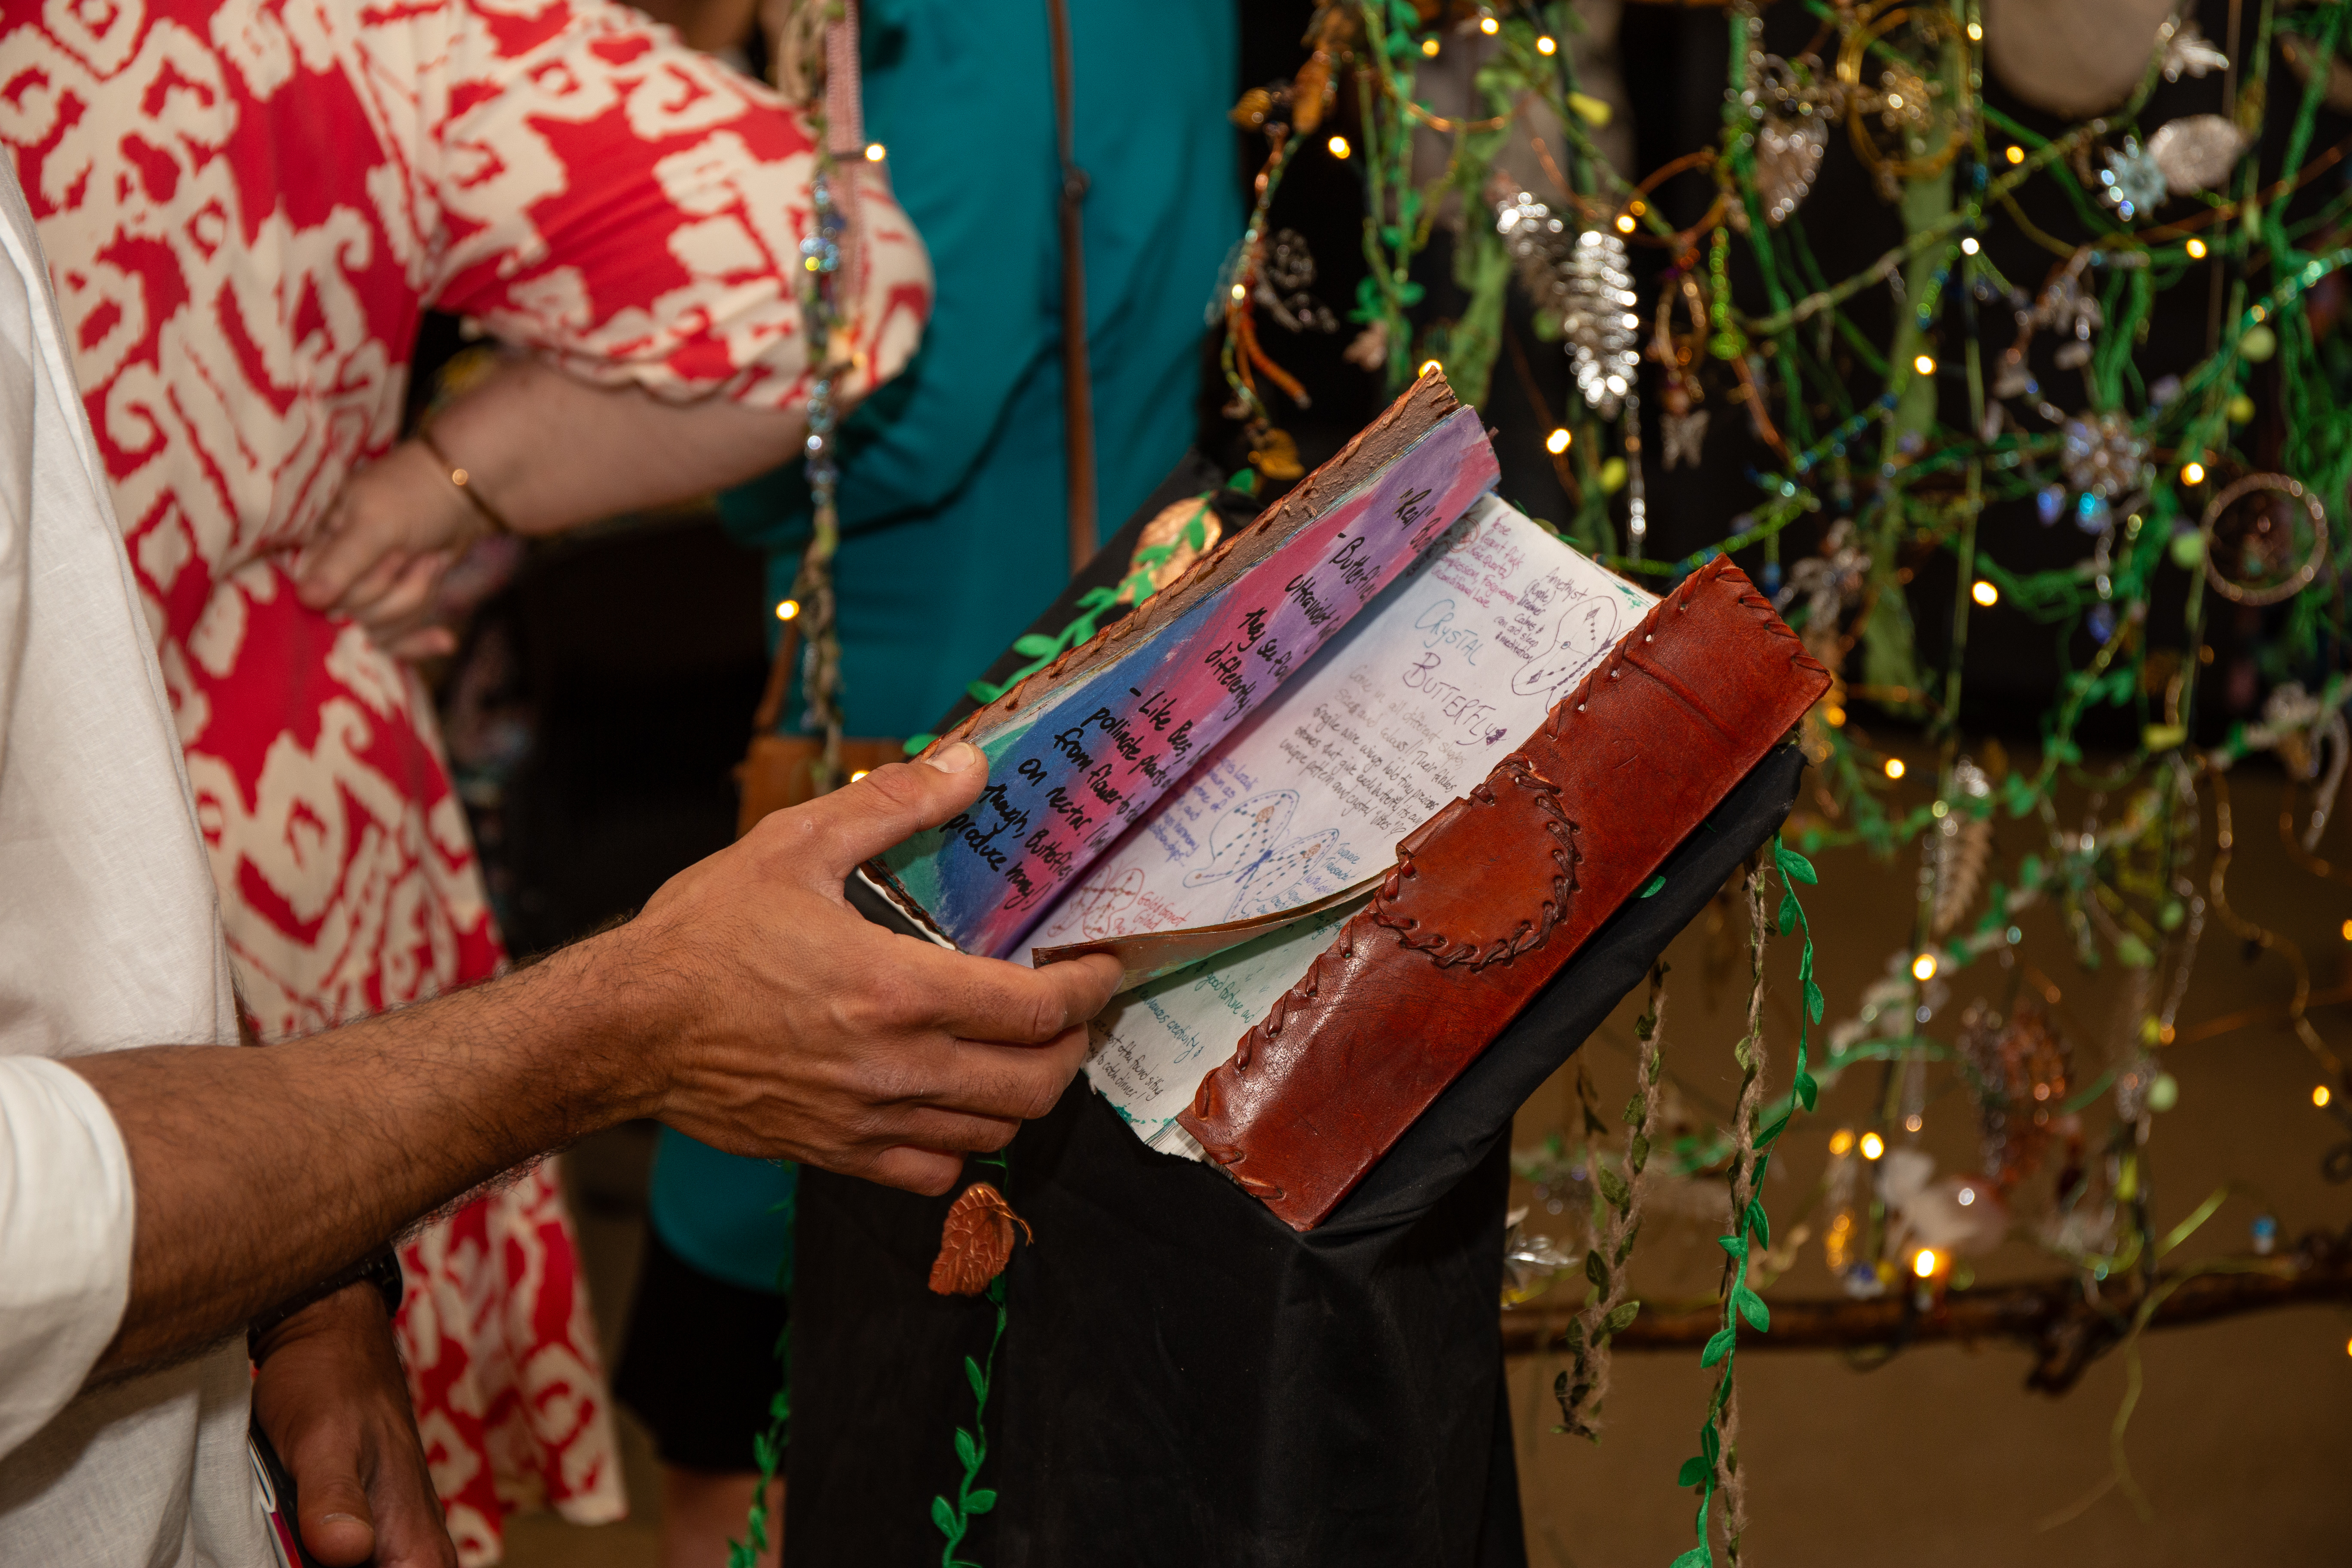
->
xmin=1045 ymin=0 xmax=1096 ymax=576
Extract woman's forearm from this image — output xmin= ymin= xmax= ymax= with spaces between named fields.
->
xmin=427 ymin=357 xmax=808 ymax=535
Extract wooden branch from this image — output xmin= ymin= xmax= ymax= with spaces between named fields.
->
xmin=1500 ymin=1228 xmax=2352 ymax=1393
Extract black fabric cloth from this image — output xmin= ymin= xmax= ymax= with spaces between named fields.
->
xmin=792 ymin=456 xmax=1807 ymax=1564
xmin=615 ymin=1226 xmax=790 ymax=1474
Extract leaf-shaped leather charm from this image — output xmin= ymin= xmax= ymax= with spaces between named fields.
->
xmin=927 ymin=1182 xmax=1035 ymax=1295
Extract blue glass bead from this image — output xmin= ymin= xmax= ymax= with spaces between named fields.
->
xmin=2037 ymin=484 xmax=2065 ymax=526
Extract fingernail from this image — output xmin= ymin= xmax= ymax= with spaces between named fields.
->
xmin=923 ymin=741 xmax=979 ymax=774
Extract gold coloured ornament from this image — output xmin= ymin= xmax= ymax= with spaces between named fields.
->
xmin=1118 ymin=496 xmax=1225 ymax=605
xmin=1835 ymin=0 xmax=1972 ymax=196
xmin=2199 ymin=473 xmax=2331 ymax=606
xmin=2147 ymin=114 xmax=2252 ymax=196
xmin=1248 ymin=426 xmax=1306 ymax=482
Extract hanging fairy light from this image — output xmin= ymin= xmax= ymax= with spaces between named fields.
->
xmin=776 ymin=598 xmax=802 ymax=621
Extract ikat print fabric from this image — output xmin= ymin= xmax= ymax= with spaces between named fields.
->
xmin=0 ymin=0 xmax=930 ymax=1555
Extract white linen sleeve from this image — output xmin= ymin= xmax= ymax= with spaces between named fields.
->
xmin=0 ymin=1055 xmax=134 ymax=1464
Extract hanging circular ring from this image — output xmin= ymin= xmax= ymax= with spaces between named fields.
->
xmin=2198 ymin=472 xmax=2330 ymax=606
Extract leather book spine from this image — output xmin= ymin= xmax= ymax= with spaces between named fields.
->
xmin=1176 ymin=557 xmax=1831 ymax=1230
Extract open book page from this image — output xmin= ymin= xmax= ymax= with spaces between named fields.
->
xmin=1054 ymin=494 xmax=1658 ymax=1152
xmin=871 ymin=407 xmax=1498 ymax=959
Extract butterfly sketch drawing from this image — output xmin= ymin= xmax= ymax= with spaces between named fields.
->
xmin=1510 ymin=593 xmax=1620 ymax=700
xmin=1182 ymin=790 xmax=1341 ymax=920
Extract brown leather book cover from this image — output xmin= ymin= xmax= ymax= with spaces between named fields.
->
xmin=1177 ymin=556 xmax=1831 ymax=1230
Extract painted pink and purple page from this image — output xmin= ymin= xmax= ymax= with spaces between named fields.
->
xmin=870 ymin=377 xmax=1500 ymax=959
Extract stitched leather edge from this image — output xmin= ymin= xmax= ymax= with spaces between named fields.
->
xmin=1369 ymin=756 xmax=1580 ymax=970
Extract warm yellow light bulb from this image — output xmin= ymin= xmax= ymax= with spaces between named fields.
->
xmin=1884 ymin=757 xmax=1906 ymax=780
xmin=1966 ymin=18 xmax=1983 ymax=40
xmin=1537 ymin=34 xmax=1558 ymax=54
xmin=1913 ymin=353 xmax=1936 ymax=376
xmin=1421 ymin=36 xmax=1440 ymax=56
xmin=1859 ymin=1131 xmax=1886 ymax=1161
xmin=1913 ymin=1249 xmax=1939 ymax=1279
xmin=1971 ymin=579 xmax=1998 ymax=607
xmin=776 ymin=599 xmax=801 ymax=622
xmin=864 ymin=142 xmax=886 ymax=162
xmin=2318 ymin=1084 xmax=2335 ymax=1109
xmin=849 ymin=769 xmax=871 ymax=783
xmin=1829 ymin=1129 xmax=1856 ymax=1157
xmin=1823 ymin=704 xmax=1847 ymax=727
xmin=2181 ymin=460 xmax=2206 ymax=485
xmin=1960 ymin=236 xmax=1980 ymax=255
xmin=1327 ymin=134 xmax=1352 ymax=160
xmin=2186 ymin=237 xmax=2208 ymax=259
xmin=1419 ymin=359 xmax=1444 ymax=378
xmin=1615 ymin=213 xmax=1637 ymax=234
xmin=1545 ymin=427 xmax=1572 ymax=455
xmin=1231 ymin=282 xmax=1247 ymax=301
xmin=2342 ymin=917 xmax=2352 ymax=941
xmin=1479 ymin=14 xmax=1499 ymax=33
xmin=1912 ymin=952 xmax=1939 ymax=982
xmin=2006 ymin=144 xmax=2025 ymax=165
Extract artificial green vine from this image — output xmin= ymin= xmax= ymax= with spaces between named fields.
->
xmin=1672 ymin=839 xmax=1820 ymax=1568
xmin=961 ymin=494 xmax=1224 ymax=708
xmin=725 ymin=1323 xmax=791 ymax=1568
xmin=932 ymin=1150 xmax=1013 ymax=1568
xmin=727 ymin=1183 xmax=798 ymax=1568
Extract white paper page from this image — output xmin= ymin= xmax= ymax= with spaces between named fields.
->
xmin=1049 ymin=494 xmax=1656 ymax=1152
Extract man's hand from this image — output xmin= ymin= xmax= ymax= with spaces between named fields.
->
xmin=250 ymin=1283 xmax=455 ymax=1568
xmin=616 ymin=742 xmax=1124 ymax=1194
xmin=293 ymin=442 xmax=483 ymax=661
xmin=76 ymin=741 xmax=1117 ymax=1373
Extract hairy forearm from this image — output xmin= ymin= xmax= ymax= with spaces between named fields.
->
xmin=68 ymin=932 xmax=665 ymax=1375
xmin=428 ymin=357 xmax=806 ymax=534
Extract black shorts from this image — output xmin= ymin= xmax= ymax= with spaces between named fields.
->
xmin=613 ymin=1226 xmax=791 ymax=1474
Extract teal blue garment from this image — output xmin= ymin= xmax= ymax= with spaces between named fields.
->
xmin=650 ymin=1 xmax=1240 ymax=1294
xmin=647 ymin=1131 xmax=797 ymax=1295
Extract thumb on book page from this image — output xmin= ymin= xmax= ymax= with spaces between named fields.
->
xmin=799 ymin=741 xmax=988 ymax=879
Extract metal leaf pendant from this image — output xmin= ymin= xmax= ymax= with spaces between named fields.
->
xmin=928 ymin=1181 xmax=1034 ymax=1296
xmin=1756 ymin=113 xmax=1826 ymax=225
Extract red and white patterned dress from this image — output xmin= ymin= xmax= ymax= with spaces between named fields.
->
xmin=0 ymin=0 xmax=929 ymax=1559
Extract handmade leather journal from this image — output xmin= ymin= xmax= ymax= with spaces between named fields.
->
xmin=1176 ymin=557 xmax=1828 ymax=1227
xmin=867 ymin=371 xmax=1829 ymax=1230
